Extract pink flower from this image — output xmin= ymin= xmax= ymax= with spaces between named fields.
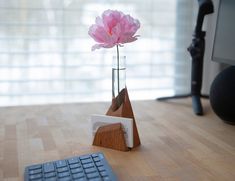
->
xmin=88 ymin=10 xmax=140 ymax=51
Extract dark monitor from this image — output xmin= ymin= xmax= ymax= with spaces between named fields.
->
xmin=211 ymin=0 xmax=235 ymax=65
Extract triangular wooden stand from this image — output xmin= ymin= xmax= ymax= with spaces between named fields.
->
xmin=92 ymin=88 xmax=141 ymax=151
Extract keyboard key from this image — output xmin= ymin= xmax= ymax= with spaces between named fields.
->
xmin=30 ymin=179 xmax=43 ymax=181
xmin=83 ymin=163 xmax=94 ymax=169
xmin=85 ymin=167 xmax=97 ymax=174
xmin=71 ymin=167 xmax=83 ymax=174
xmin=68 ymin=157 xmax=80 ymax=164
xmin=29 ymin=173 xmax=42 ymax=180
xmin=57 ymin=166 xmax=69 ymax=173
xmin=44 ymin=177 xmax=57 ymax=181
xmin=28 ymin=164 xmax=42 ymax=170
xmin=74 ymin=178 xmax=86 ymax=181
xmin=98 ymin=154 xmax=104 ymax=159
xmin=100 ymin=171 xmax=108 ymax=177
xmin=29 ymin=168 xmax=42 ymax=175
xmin=72 ymin=172 xmax=85 ymax=179
xmin=69 ymin=163 xmax=81 ymax=169
xmin=89 ymin=178 xmax=102 ymax=181
xmin=81 ymin=158 xmax=92 ymax=164
xmin=56 ymin=160 xmax=67 ymax=168
xmin=43 ymin=163 xmax=55 ymax=173
xmin=79 ymin=155 xmax=90 ymax=160
xmin=87 ymin=172 xmax=99 ymax=179
xmin=58 ymin=177 xmax=71 ymax=181
xmin=97 ymin=166 xmax=105 ymax=172
xmin=103 ymin=177 xmax=111 ymax=181
xmin=95 ymin=161 xmax=102 ymax=167
xmin=44 ymin=172 xmax=56 ymax=178
xmin=58 ymin=171 xmax=70 ymax=178
xmin=91 ymin=153 xmax=99 ymax=158
xmin=93 ymin=157 xmax=100 ymax=162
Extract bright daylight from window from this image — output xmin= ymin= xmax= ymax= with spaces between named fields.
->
xmin=0 ymin=0 xmax=196 ymax=106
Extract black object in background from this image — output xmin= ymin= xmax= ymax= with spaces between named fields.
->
xmin=157 ymin=0 xmax=214 ymax=116
xmin=210 ymin=66 xmax=235 ymax=125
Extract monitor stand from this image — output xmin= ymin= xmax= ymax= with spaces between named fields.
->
xmin=157 ymin=0 xmax=214 ymax=116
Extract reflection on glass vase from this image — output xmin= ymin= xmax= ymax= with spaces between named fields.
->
xmin=112 ymin=55 xmax=126 ymax=108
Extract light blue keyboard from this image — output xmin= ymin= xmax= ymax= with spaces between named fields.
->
xmin=24 ymin=152 xmax=117 ymax=181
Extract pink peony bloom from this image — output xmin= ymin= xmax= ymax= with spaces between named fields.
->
xmin=88 ymin=10 xmax=140 ymax=51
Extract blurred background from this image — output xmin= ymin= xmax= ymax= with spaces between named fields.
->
xmin=0 ymin=0 xmax=197 ymax=106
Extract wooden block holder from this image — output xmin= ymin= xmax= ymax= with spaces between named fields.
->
xmin=92 ymin=88 xmax=141 ymax=151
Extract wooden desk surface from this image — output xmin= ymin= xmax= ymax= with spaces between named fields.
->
xmin=0 ymin=99 xmax=235 ymax=181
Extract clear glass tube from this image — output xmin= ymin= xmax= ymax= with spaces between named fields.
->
xmin=112 ymin=55 xmax=126 ymax=98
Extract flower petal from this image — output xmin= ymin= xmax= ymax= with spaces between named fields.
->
xmin=88 ymin=9 xmax=140 ymax=50
xmin=88 ymin=25 xmax=110 ymax=43
xmin=91 ymin=43 xmax=116 ymax=51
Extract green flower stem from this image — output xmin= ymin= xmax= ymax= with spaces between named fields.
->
xmin=116 ymin=45 xmax=120 ymax=94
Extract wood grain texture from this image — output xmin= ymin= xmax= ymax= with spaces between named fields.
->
xmin=0 ymin=99 xmax=235 ymax=181
xmin=93 ymin=123 xmax=129 ymax=151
